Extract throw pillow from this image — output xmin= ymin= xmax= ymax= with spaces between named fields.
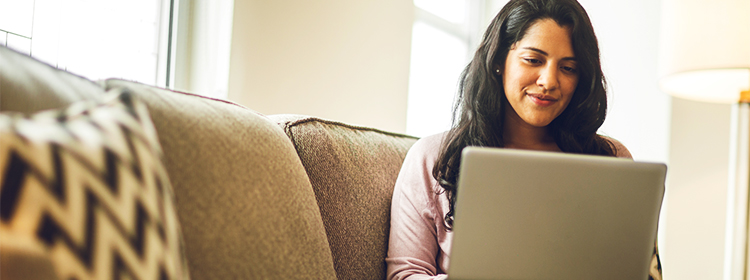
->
xmin=0 ymin=88 xmax=189 ymax=280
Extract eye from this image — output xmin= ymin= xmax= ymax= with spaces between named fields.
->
xmin=524 ymin=58 xmax=542 ymax=65
xmin=561 ymin=65 xmax=577 ymax=74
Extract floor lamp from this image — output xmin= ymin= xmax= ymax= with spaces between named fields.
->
xmin=658 ymin=0 xmax=750 ymax=279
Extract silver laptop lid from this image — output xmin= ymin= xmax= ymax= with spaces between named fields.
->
xmin=448 ymin=147 xmax=666 ymax=280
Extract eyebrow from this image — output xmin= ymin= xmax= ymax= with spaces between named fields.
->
xmin=522 ymin=47 xmax=577 ymax=61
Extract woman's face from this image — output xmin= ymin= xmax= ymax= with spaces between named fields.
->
xmin=500 ymin=18 xmax=579 ymax=128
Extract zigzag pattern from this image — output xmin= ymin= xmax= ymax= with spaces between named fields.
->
xmin=0 ymin=91 xmax=186 ymax=280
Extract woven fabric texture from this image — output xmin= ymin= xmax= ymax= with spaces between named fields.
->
xmin=0 ymin=46 xmax=105 ymax=114
xmin=103 ymin=80 xmax=337 ymax=280
xmin=0 ymin=89 xmax=189 ymax=280
xmin=271 ymin=114 xmax=418 ymax=280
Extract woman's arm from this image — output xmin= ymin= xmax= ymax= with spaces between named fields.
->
xmin=386 ymin=135 xmax=449 ymax=280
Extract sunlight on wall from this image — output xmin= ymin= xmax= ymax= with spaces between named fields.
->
xmin=413 ymin=0 xmax=466 ymax=24
xmin=406 ymin=1 xmax=471 ymax=137
xmin=406 ymin=22 xmax=467 ymax=137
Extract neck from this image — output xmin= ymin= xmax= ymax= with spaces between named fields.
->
xmin=502 ymin=107 xmax=560 ymax=152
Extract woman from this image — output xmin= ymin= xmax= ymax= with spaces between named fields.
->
xmin=386 ymin=0 xmax=662 ymax=279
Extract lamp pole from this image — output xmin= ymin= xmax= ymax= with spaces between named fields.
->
xmin=725 ymin=92 xmax=750 ymax=280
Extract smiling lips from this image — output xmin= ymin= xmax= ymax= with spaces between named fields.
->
xmin=527 ymin=93 xmax=558 ymax=107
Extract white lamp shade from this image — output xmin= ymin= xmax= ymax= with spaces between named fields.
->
xmin=659 ymin=0 xmax=750 ymax=103
xmin=661 ymin=69 xmax=750 ymax=103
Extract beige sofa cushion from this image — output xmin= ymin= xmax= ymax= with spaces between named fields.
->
xmin=0 ymin=45 xmax=336 ymax=279
xmin=0 ymin=46 xmax=105 ymax=114
xmin=103 ymin=80 xmax=337 ymax=280
xmin=270 ymin=115 xmax=418 ymax=280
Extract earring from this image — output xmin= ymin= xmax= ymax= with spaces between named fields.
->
xmin=495 ymin=69 xmax=500 ymax=74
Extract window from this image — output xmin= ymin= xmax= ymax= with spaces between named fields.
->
xmin=0 ymin=0 xmax=234 ymax=99
xmin=406 ymin=0 xmax=484 ymax=137
xmin=171 ymin=0 xmax=234 ymax=99
xmin=0 ymin=0 xmax=34 ymax=56
xmin=0 ymin=0 xmax=170 ymax=87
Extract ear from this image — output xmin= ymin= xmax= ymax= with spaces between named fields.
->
xmin=493 ymin=64 xmax=502 ymax=75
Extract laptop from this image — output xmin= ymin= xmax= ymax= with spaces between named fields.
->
xmin=448 ymin=147 xmax=666 ymax=280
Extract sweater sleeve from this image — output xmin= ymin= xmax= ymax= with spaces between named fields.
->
xmin=605 ymin=136 xmax=633 ymax=159
xmin=386 ymin=135 xmax=448 ymax=280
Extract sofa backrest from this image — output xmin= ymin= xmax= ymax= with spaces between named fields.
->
xmin=100 ymin=80 xmax=338 ymax=280
xmin=1 ymin=46 xmax=337 ymax=280
xmin=271 ymin=115 xmax=418 ymax=280
xmin=0 ymin=46 xmax=105 ymax=114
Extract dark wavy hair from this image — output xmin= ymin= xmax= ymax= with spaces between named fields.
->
xmin=433 ymin=0 xmax=616 ymax=229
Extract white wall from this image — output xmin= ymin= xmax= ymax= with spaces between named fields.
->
xmin=227 ymin=0 xmax=414 ymax=133
xmin=667 ymin=98 xmax=731 ymax=279
xmin=580 ymin=1 xmax=730 ymax=279
xmin=225 ymin=1 xmax=731 ymax=278
xmin=584 ymin=0 xmax=734 ymax=278
xmin=577 ymin=0 xmax=670 ymax=163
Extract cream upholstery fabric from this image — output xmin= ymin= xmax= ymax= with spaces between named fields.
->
xmin=0 ymin=46 xmax=337 ymax=279
xmin=102 ymin=80 xmax=337 ymax=280
xmin=0 ymin=47 xmax=105 ymax=114
xmin=271 ymin=114 xmax=418 ymax=280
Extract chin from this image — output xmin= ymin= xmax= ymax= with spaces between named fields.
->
xmin=528 ymin=121 xmax=553 ymax=128
xmin=523 ymin=116 xmax=554 ymax=127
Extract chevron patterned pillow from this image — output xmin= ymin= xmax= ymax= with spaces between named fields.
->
xmin=0 ymin=89 xmax=189 ymax=280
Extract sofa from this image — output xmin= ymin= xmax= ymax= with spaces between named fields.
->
xmin=0 ymin=46 xmax=418 ymax=279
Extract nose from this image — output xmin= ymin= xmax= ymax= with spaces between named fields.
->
xmin=537 ymin=64 xmax=559 ymax=92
